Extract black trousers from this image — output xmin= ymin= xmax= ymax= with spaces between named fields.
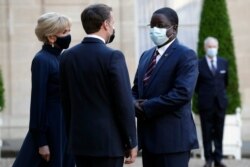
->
xmin=199 ymin=99 xmax=225 ymax=163
xmin=74 ymin=155 xmax=123 ymax=167
xmin=142 ymin=150 xmax=191 ymax=167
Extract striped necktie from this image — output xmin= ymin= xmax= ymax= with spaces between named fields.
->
xmin=143 ymin=50 xmax=159 ymax=85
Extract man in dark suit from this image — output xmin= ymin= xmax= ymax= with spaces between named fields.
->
xmin=196 ymin=37 xmax=228 ymax=167
xmin=59 ymin=4 xmax=137 ymax=167
xmin=132 ymin=7 xmax=199 ymax=167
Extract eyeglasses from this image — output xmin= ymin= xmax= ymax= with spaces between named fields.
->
xmin=147 ymin=23 xmax=173 ymax=29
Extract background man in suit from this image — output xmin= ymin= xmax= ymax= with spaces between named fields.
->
xmin=196 ymin=37 xmax=228 ymax=167
xmin=132 ymin=7 xmax=199 ymax=167
xmin=60 ymin=4 xmax=137 ymax=167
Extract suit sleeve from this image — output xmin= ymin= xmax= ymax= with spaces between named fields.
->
xmin=142 ymin=49 xmax=199 ymax=119
xmin=131 ymin=69 xmax=139 ymax=100
xmin=29 ymin=55 xmax=49 ymax=147
xmin=59 ymin=51 xmax=71 ymax=138
xmin=132 ymin=51 xmax=146 ymax=100
xmin=109 ymin=50 xmax=137 ymax=149
xmin=195 ymin=61 xmax=201 ymax=93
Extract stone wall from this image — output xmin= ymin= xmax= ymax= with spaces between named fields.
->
xmin=0 ymin=0 xmax=41 ymax=116
xmin=227 ymin=0 xmax=250 ymax=140
xmin=0 ymin=0 xmax=137 ymax=117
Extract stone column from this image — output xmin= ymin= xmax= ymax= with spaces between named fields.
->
xmin=0 ymin=0 xmax=42 ymax=117
xmin=117 ymin=0 xmax=137 ymax=81
xmin=227 ymin=0 xmax=250 ymax=141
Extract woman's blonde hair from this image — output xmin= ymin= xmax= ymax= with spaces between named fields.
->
xmin=35 ymin=12 xmax=71 ymax=43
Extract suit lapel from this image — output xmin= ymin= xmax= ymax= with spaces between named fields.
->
xmin=138 ymin=48 xmax=156 ymax=95
xmin=203 ymin=57 xmax=215 ymax=77
xmin=140 ymin=48 xmax=156 ymax=80
xmin=216 ymin=58 xmax=222 ymax=75
xmin=144 ymin=40 xmax=178 ymax=89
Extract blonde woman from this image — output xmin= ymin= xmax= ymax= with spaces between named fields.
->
xmin=12 ymin=12 xmax=74 ymax=167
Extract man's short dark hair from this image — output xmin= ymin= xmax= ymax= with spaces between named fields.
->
xmin=81 ymin=4 xmax=112 ymax=34
xmin=153 ymin=7 xmax=179 ymax=26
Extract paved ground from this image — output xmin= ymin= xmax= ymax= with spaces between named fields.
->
xmin=1 ymin=157 xmax=250 ymax=167
xmin=1 ymin=138 xmax=250 ymax=167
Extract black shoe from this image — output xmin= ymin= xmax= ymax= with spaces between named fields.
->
xmin=214 ymin=162 xmax=226 ymax=167
xmin=203 ymin=161 xmax=212 ymax=167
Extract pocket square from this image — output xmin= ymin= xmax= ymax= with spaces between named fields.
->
xmin=220 ymin=70 xmax=226 ymax=74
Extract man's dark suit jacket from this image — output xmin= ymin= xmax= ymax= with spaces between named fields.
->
xmin=60 ymin=37 xmax=137 ymax=157
xmin=132 ymin=39 xmax=199 ymax=154
xmin=196 ymin=57 xmax=228 ymax=111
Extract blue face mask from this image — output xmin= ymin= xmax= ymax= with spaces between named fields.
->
xmin=206 ymin=48 xmax=218 ymax=57
xmin=150 ymin=27 xmax=172 ymax=46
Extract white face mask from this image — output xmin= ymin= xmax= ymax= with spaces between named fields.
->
xmin=150 ymin=27 xmax=172 ymax=46
xmin=206 ymin=48 xmax=218 ymax=57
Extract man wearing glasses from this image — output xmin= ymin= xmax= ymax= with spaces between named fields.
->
xmin=132 ymin=7 xmax=199 ymax=167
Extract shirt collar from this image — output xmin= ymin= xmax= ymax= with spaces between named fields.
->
xmin=157 ymin=38 xmax=176 ymax=56
xmin=206 ymin=55 xmax=217 ymax=62
xmin=86 ymin=34 xmax=105 ymax=43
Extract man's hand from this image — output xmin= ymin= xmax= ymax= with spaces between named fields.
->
xmin=134 ymin=99 xmax=144 ymax=110
xmin=39 ymin=145 xmax=50 ymax=162
xmin=124 ymin=147 xmax=138 ymax=164
xmin=134 ymin=99 xmax=147 ymax=120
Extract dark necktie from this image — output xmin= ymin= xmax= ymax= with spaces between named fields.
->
xmin=143 ymin=50 xmax=159 ymax=85
xmin=211 ymin=59 xmax=216 ymax=75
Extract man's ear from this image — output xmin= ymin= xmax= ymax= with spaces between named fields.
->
xmin=102 ymin=20 xmax=109 ymax=31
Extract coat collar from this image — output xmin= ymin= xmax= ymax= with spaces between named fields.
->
xmin=157 ymin=38 xmax=176 ymax=56
xmin=82 ymin=37 xmax=105 ymax=44
xmin=42 ymin=44 xmax=62 ymax=56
